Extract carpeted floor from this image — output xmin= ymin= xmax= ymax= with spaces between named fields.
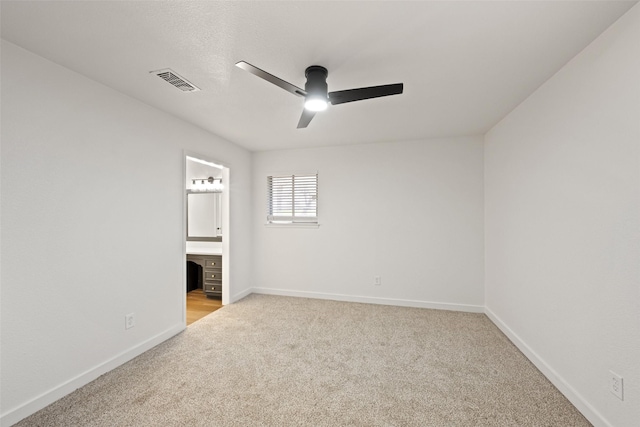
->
xmin=16 ymin=294 xmax=590 ymax=426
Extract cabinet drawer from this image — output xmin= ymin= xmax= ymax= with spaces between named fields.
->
xmin=205 ymin=257 xmax=221 ymax=268
xmin=204 ymin=270 xmax=221 ymax=282
xmin=204 ymin=283 xmax=222 ymax=293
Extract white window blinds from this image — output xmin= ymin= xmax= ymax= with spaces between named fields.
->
xmin=267 ymin=174 xmax=318 ymax=223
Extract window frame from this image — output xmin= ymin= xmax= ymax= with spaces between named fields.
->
xmin=266 ymin=172 xmax=319 ymax=227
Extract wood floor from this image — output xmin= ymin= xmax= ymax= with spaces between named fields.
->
xmin=186 ymin=289 xmax=222 ymax=325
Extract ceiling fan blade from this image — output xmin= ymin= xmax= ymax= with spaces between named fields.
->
xmin=329 ymin=83 xmax=403 ymax=105
xmin=235 ymin=61 xmax=306 ymax=97
xmin=297 ymin=109 xmax=316 ymax=128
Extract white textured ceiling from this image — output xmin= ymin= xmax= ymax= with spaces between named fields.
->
xmin=1 ymin=1 xmax=636 ymax=151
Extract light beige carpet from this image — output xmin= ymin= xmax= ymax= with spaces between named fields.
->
xmin=16 ymin=294 xmax=590 ymax=426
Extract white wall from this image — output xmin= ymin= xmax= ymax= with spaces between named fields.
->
xmin=0 ymin=41 xmax=252 ymax=425
xmin=484 ymin=5 xmax=640 ymax=427
xmin=252 ymin=137 xmax=484 ymax=311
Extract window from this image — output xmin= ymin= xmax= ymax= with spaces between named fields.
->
xmin=267 ymin=173 xmax=318 ymax=224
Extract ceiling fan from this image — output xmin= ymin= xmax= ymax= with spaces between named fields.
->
xmin=235 ymin=61 xmax=404 ymax=128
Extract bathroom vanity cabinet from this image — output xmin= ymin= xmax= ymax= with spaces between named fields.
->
xmin=186 ymin=254 xmax=222 ymax=297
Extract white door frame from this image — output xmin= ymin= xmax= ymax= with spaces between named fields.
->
xmin=182 ymin=151 xmax=231 ymax=326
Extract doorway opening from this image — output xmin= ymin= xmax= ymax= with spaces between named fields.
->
xmin=183 ymin=153 xmax=230 ymax=325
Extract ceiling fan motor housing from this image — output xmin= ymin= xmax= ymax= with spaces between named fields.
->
xmin=305 ymin=66 xmax=328 ymax=98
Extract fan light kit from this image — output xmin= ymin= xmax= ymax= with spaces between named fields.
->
xmin=305 ymin=97 xmax=328 ymax=112
xmin=235 ymin=61 xmax=403 ymax=128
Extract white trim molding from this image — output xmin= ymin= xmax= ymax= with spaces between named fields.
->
xmin=250 ymin=287 xmax=484 ymax=313
xmin=230 ymin=287 xmax=253 ymax=304
xmin=485 ymin=307 xmax=612 ymax=427
xmin=0 ymin=324 xmax=184 ymax=427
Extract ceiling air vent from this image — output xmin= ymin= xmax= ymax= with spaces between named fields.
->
xmin=150 ymin=68 xmax=200 ymax=92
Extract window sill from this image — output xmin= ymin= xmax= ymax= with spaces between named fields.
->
xmin=264 ymin=222 xmax=320 ymax=228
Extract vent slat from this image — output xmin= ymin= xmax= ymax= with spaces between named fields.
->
xmin=151 ymin=69 xmax=200 ymax=92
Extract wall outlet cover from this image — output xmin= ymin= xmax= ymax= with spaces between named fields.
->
xmin=125 ymin=313 xmax=136 ymax=330
xmin=610 ymin=370 xmax=623 ymax=400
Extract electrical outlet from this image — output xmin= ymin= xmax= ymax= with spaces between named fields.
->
xmin=125 ymin=313 xmax=135 ymax=330
xmin=610 ymin=370 xmax=623 ymax=400
xmin=374 ymin=276 xmax=381 ymax=286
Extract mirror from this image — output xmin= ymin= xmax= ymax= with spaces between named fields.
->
xmin=187 ymin=192 xmax=222 ymax=241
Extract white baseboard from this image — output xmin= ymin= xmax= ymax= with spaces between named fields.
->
xmin=0 ymin=324 xmax=185 ymax=427
xmin=484 ymin=307 xmax=610 ymax=427
xmin=230 ymin=287 xmax=253 ymax=304
xmin=250 ymin=287 xmax=484 ymax=313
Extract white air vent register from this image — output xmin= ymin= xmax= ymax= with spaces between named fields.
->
xmin=150 ymin=68 xmax=200 ymax=92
